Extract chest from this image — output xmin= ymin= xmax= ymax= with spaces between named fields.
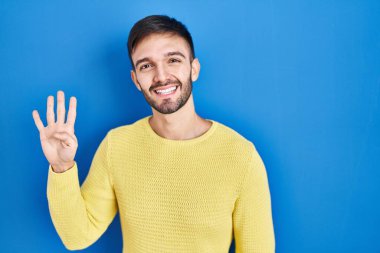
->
xmin=112 ymin=152 xmax=240 ymax=234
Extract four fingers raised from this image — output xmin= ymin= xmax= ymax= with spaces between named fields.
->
xmin=33 ymin=90 xmax=77 ymax=131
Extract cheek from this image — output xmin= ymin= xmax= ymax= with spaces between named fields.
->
xmin=136 ymin=72 xmax=154 ymax=86
xmin=173 ymin=65 xmax=191 ymax=80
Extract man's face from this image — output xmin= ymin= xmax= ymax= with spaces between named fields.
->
xmin=130 ymin=33 xmax=200 ymax=114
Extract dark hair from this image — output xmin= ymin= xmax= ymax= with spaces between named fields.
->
xmin=127 ymin=15 xmax=196 ymax=70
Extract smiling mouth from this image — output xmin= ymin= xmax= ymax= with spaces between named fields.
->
xmin=154 ymin=85 xmax=179 ymax=96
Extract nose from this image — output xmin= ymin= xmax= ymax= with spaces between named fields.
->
xmin=153 ymin=63 xmax=170 ymax=84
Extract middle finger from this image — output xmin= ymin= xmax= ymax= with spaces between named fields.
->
xmin=56 ymin=90 xmax=66 ymax=124
xmin=46 ymin=95 xmax=55 ymax=126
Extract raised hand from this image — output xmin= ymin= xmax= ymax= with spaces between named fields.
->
xmin=32 ymin=90 xmax=78 ymax=173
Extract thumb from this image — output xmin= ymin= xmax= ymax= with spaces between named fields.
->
xmin=53 ymin=132 xmax=77 ymax=148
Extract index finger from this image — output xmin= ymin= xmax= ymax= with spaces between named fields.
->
xmin=66 ymin=96 xmax=77 ymax=128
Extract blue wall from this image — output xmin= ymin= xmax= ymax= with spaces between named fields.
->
xmin=0 ymin=0 xmax=379 ymax=252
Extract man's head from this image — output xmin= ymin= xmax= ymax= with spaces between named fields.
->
xmin=127 ymin=15 xmax=200 ymax=115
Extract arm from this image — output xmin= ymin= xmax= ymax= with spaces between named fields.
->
xmin=232 ymin=144 xmax=275 ymax=253
xmin=46 ymin=132 xmax=118 ymax=250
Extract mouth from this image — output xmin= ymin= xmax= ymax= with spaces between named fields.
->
xmin=153 ymin=85 xmax=179 ymax=98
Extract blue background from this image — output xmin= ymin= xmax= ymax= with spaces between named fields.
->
xmin=0 ymin=0 xmax=379 ymax=252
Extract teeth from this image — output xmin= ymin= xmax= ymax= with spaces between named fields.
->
xmin=155 ymin=86 xmax=177 ymax=94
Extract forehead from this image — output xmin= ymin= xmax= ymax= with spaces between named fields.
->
xmin=132 ymin=33 xmax=191 ymax=61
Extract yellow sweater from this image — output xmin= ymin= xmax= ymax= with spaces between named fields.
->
xmin=47 ymin=116 xmax=275 ymax=252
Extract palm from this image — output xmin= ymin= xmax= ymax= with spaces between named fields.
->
xmin=33 ymin=91 xmax=78 ymax=171
xmin=40 ymin=124 xmax=77 ymax=165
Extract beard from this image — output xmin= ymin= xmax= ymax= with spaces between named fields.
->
xmin=138 ymin=72 xmax=193 ymax=114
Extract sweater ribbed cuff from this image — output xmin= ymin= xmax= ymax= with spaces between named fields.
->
xmin=47 ymin=162 xmax=81 ymax=200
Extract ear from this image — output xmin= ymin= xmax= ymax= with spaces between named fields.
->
xmin=130 ymin=70 xmax=142 ymax=92
xmin=190 ymin=58 xmax=201 ymax=82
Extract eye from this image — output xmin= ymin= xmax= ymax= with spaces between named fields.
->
xmin=169 ymin=58 xmax=181 ymax=63
xmin=140 ymin=63 xmax=152 ymax=71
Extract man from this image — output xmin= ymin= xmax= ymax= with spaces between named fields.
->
xmin=32 ymin=15 xmax=275 ymax=252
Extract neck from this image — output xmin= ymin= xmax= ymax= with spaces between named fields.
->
xmin=149 ymin=94 xmax=212 ymax=140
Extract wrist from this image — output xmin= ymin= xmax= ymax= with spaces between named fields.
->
xmin=51 ymin=161 xmax=75 ymax=173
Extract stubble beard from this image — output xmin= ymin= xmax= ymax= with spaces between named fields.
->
xmin=139 ymin=72 xmax=193 ymax=115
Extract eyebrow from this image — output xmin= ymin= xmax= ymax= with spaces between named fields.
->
xmin=135 ymin=51 xmax=186 ymax=69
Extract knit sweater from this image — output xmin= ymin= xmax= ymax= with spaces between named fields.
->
xmin=47 ymin=115 xmax=275 ymax=252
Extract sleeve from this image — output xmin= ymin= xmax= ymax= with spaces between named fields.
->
xmin=232 ymin=144 xmax=275 ymax=253
xmin=46 ymin=131 xmax=118 ymax=250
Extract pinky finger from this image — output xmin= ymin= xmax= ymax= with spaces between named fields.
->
xmin=32 ymin=110 xmax=45 ymax=131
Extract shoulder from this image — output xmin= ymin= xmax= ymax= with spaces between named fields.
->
xmin=105 ymin=116 xmax=148 ymax=144
xmin=210 ymin=120 xmax=264 ymax=173
xmin=212 ymin=119 xmax=257 ymax=153
xmin=211 ymin=120 xmax=266 ymax=184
